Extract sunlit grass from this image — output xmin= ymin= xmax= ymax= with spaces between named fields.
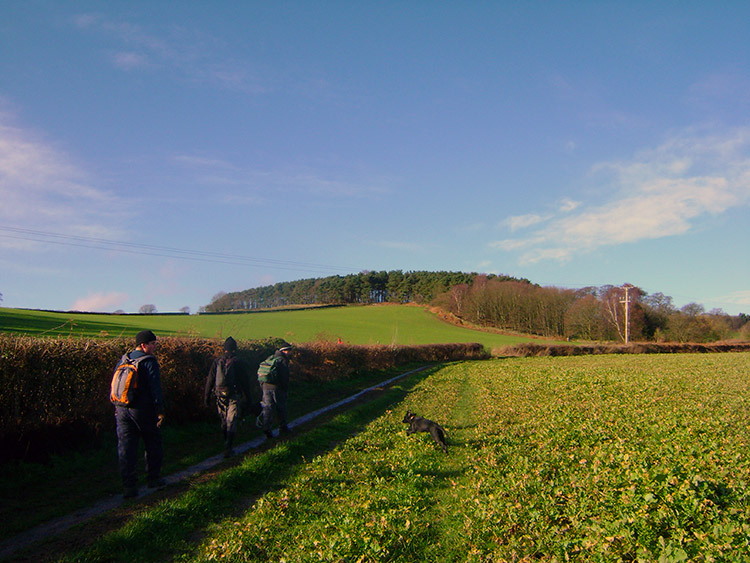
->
xmin=0 ymin=305 xmax=556 ymax=348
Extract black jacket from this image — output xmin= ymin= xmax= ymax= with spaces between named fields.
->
xmin=204 ymin=351 xmax=252 ymax=404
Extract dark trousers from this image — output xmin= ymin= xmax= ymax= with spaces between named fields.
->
xmin=216 ymin=393 xmax=242 ymax=434
xmin=115 ymin=406 xmax=163 ymax=488
xmin=258 ymin=384 xmax=288 ymax=431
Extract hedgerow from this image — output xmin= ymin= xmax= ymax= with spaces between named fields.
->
xmin=497 ymin=340 xmax=750 ymax=357
xmin=0 ymin=335 xmax=486 ymax=462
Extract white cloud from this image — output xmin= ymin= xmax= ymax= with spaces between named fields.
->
xmin=501 ymin=214 xmax=546 ymax=231
xmin=0 ymin=116 xmax=125 ymax=247
xmin=717 ymin=289 xmax=750 ymax=308
xmin=72 ymin=292 xmax=129 ymax=312
xmin=491 ymin=127 xmax=750 ymax=264
xmin=112 ymin=51 xmax=149 ymax=70
xmin=559 ymin=198 xmax=580 ymax=212
xmin=489 ymin=238 xmax=534 ymax=251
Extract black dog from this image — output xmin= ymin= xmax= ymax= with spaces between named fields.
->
xmin=402 ymin=410 xmax=448 ymax=453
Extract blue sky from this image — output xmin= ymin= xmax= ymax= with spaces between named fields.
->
xmin=1 ymin=2 xmax=749 ymax=315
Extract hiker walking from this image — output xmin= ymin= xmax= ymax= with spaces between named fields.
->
xmin=204 ymin=336 xmax=256 ymax=458
xmin=256 ymin=344 xmax=293 ymax=439
xmin=111 ymin=330 xmax=166 ymax=499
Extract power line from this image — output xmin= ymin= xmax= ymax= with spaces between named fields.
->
xmin=0 ymin=225 xmax=357 ymax=275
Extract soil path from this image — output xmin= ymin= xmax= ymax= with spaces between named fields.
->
xmin=0 ymin=366 xmax=429 ymax=562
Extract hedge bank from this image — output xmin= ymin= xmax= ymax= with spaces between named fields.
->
xmin=497 ymin=340 xmax=750 ymax=356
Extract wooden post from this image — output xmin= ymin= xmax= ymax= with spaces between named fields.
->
xmin=620 ymin=284 xmax=633 ymax=343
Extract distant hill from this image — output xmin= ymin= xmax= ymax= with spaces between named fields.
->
xmin=204 ymin=270 xmax=530 ymax=312
xmin=0 ymin=304 xmax=550 ymax=349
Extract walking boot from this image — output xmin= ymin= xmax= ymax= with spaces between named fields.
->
xmin=147 ymin=478 xmax=167 ymax=490
xmin=224 ymin=431 xmax=235 ymax=458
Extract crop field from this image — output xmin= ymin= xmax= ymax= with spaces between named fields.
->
xmin=0 ymin=305 xmax=553 ymax=348
xmin=58 ymin=352 xmax=750 ymax=562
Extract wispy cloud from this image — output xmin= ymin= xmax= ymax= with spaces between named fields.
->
xmin=72 ymin=291 xmax=129 ymax=312
xmin=491 ymin=127 xmax=750 ymax=264
xmin=498 ymin=200 xmax=579 ymax=233
xmin=716 ymin=289 xmax=750 ymax=309
xmin=0 ymin=115 xmax=124 ymax=246
xmin=559 ymin=198 xmax=580 ymax=212
xmin=500 ymin=214 xmax=547 ymax=231
xmin=112 ymin=51 xmax=150 ymax=70
xmin=72 ymin=13 xmax=272 ymax=93
xmin=173 ymin=154 xmax=391 ymax=203
xmin=372 ymin=240 xmax=425 ymax=252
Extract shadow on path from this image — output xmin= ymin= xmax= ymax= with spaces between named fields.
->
xmin=1 ymin=365 xmax=435 ymax=562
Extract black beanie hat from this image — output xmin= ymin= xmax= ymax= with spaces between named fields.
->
xmin=223 ymin=336 xmax=238 ymax=351
xmin=136 ymin=330 xmax=157 ymax=346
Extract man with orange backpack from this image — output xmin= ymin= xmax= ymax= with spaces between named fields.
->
xmin=111 ymin=329 xmax=166 ymax=499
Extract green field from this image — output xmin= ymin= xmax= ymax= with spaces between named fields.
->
xmin=0 ymin=305 xmax=556 ymax=348
xmin=54 ymin=352 xmax=750 ymax=561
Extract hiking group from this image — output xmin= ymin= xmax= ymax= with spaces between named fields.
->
xmin=111 ymin=330 xmax=293 ymax=499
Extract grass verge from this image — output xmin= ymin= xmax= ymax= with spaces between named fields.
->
xmin=0 ymin=363 xmax=430 ymax=541
xmin=54 ymin=367 xmax=438 ymax=562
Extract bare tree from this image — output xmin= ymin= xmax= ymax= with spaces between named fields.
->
xmin=642 ymin=292 xmax=674 ymax=314
xmin=682 ymin=303 xmax=705 ymax=316
xmin=599 ymin=285 xmax=626 ymax=341
xmin=179 ymin=306 xmax=191 ymax=314
xmin=449 ymin=283 xmax=470 ymax=316
xmin=139 ymin=304 xmax=157 ymax=314
xmin=564 ymin=294 xmax=602 ymax=340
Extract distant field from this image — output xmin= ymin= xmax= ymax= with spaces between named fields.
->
xmin=0 ymin=305 xmax=555 ymax=348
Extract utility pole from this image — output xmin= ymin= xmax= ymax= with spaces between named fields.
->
xmin=620 ymin=284 xmax=634 ymax=343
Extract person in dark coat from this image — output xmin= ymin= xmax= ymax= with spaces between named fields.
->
xmin=256 ymin=344 xmax=293 ymax=439
xmin=114 ymin=329 xmax=166 ymax=499
xmin=204 ymin=336 xmax=255 ymax=457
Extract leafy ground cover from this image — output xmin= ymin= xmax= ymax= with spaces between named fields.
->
xmin=47 ymin=352 xmax=750 ymax=562
xmin=0 ymin=305 xmax=555 ymax=348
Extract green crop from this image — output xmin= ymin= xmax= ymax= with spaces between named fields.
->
xmin=61 ymin=352 xmax=750 ymax=562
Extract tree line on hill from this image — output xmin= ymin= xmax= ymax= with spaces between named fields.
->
xmin=204 ymin=271 xmax=528 ymax=311
xmin=204 ymin=270 xmax=750 ymax=343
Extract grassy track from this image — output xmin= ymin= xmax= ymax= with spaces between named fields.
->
xmin=0 ymin=305 xmax=554 ymax=348
xmin=57 ymin=352 xmax=750 ymax=561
